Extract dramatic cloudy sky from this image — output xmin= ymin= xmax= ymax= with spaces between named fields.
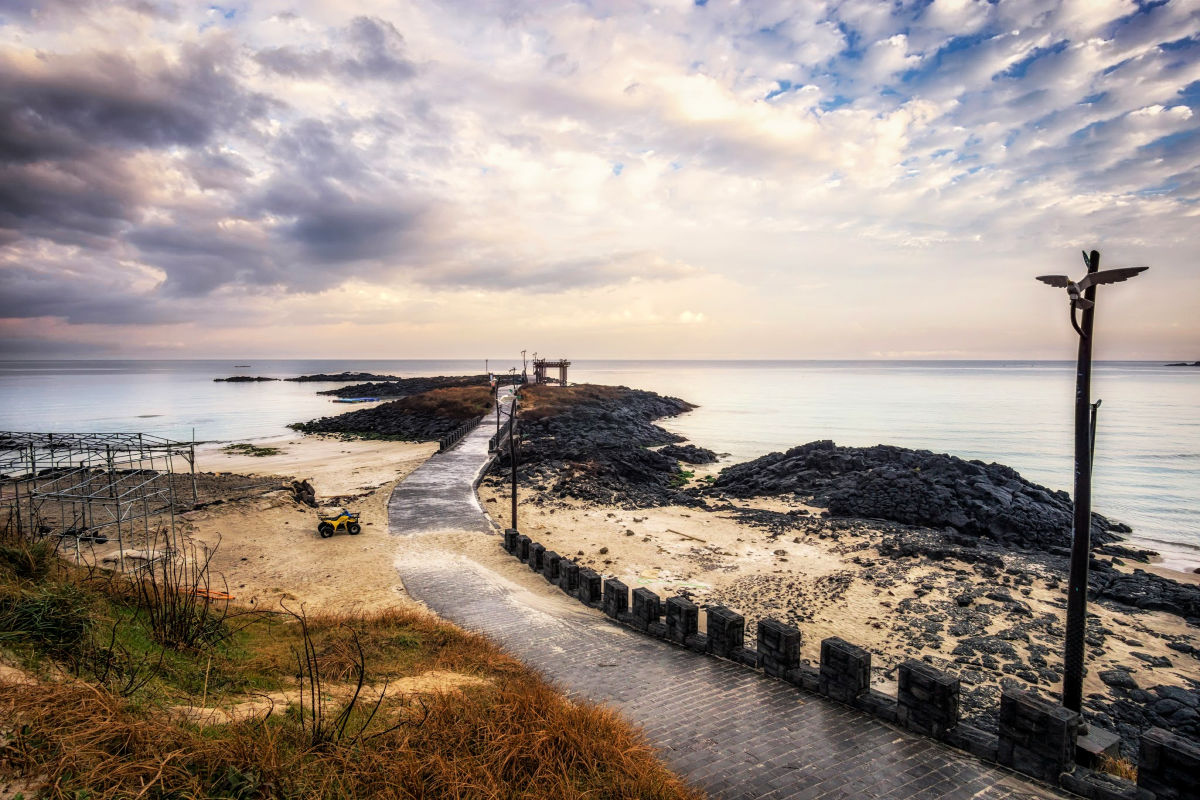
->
xmin=1 ymin=0 xmax=1197 ymax=359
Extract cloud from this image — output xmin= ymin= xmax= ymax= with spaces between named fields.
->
xmin=0 ymin=0 xmax=1196 ymax=358
xmin=254 ymin=16 xmax=416 ymax=82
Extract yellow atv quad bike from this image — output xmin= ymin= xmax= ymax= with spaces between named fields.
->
xmin=317 ymin=507 xmax=362 ymax=538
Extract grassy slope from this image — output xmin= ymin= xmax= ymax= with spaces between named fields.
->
xmin=0 ymin=541 xmax=702 ymax=799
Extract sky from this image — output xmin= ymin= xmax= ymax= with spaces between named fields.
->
xmin=0 ymin=0 xmax=1197 ymax=360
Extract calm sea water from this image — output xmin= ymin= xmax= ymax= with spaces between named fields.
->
xmin=1 ymin=359 xmax=1196 ymax=569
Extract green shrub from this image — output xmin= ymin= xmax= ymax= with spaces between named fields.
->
xmin=0 ymin=540 xmax=58 ymax=582
xmin=0 ymin=582 xmax=92 ymax=654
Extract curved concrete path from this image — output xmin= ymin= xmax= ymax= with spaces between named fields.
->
xmin=388 ymin=412 xmax=1067 ymax=800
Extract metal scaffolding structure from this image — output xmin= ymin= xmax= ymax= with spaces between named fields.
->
xmin=0 ymin=431 xmax=197 ymax=565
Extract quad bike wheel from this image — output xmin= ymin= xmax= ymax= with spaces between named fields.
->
xmin=318 ymin=522 xmax=335 ymax=538
xmin=348 ymin=522 xmax=362 ymax=535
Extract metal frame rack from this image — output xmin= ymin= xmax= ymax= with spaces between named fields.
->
xmin=0 ymin=431 xmax=197 ymax=565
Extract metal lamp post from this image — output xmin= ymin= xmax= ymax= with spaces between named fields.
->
xmin=1036 ymin=249 xmax=1147 ymax=712
xmin=508 ymin=392 xmax=518 ymax=531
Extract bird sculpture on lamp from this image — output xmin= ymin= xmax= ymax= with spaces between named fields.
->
xmin=1036 ymin=251 xmax=1147 ymax=335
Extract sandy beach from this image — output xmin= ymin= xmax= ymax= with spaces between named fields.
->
xmin=177 ymin=434 xmax=436 ymax=612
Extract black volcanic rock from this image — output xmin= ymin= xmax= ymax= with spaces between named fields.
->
xmin=290 ymin=399 xmax=479 ymax=441
xmin=319 ymin=374 xmax=490 ymax=398
xmin=1092 ymin=684 xmax=1200 ymax=756
xmin=712 ymin=440 xmax=1127 ymax=551
xmin=286 ymin=372 xmax=403 ymax=382
xmin=659 ymin=443 xmax=718 ymax=464
xmin=214 ymin=376 xmax=279 ymax=382
xmin=1090 ymin=567 xmax=1200 ymax=621
xmin=493 ymin=385 xmax=700 ymax=508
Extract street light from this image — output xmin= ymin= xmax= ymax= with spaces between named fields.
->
xmin=1036 ymin=249 xmax=1147 ymax=713
xmin=508 ymin=392 xmax=519 ymax=531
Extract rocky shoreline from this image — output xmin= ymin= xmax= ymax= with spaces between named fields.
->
xmin=282 ymin=376 xmax=1198 ymax=757
xmin=478 ymin=382 xmax=1200 ymax=759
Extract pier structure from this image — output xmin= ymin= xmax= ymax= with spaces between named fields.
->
xmin=0 ymin=431 xmax=195 ymax=565
xmin=532 ymin=358 xmax=570 ymax=385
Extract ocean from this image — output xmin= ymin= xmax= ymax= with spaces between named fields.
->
xmin=1 ymin=359 xmax=1196 ymax=570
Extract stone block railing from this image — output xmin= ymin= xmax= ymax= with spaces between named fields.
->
xmin=488 ymin=415 xmax=513 ymax=453
xmin=499 ymin=529 xmax=1199 ymax=799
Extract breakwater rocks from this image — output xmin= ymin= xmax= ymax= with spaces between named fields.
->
xmin=495 ymin=384 xmax=702 ymax=508
xmin=213 ymin=376 xmax=279 ymax=382
xmin=319 ymin=374 xmax=490 ymax=398
xmin=290 ymin=404 xmax=466 ymax=441
xmin=713 ymin=440 xmax=1129 ymax=552
xmin=292 ymin=384 xmax=492 ymax=441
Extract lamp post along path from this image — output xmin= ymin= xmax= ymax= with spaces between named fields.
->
xmin=509 ymin=393 xmax=518 ymax=531
xmin=1036 ymin=249 xmax=1147 ymax=713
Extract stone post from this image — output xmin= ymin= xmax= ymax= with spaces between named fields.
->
xmin=997 ymin=690 xmax=1081 ymax=783
xmin=631 ymin=588 xmax=661 ymax=632
xmin=529 ymin=542 xmax=545 ymax=573
xmin=542 ymin=551 xmax=560 ymax=582
xmin=1138 ymin=726 xmax=1200 ymax=800
xmin=819 ymin=637 xmax=870 ymax=703
xmin=706 ymin=606 xmax=745 ymax=660
xmin=897 ymin=660 xmax=959 ymax=738
xmin=503 ymin=529 xmax=518 ymax=553
xmin=757 ymin=618 xmax=801 ymax=678
xmin=516 ymin=535 xmax=531 ymax=562
xmin=602 ymin=578 xmax=629 ymax=619
xmin=665 ymin=596 xmax=698 ymax=644
xmin=577 ymin=568 xmax=602 ymax=606
xmin=557 ymin=561 xmax=580 ymax=594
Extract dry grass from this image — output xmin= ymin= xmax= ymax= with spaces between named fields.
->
xmin=396 ymin=386 xmax=495 ymax=421
xmin=1 ymin=673 xmax=703 ymax=799
xmin=1098 ymin=754 xmax=1137 ymax=781
xmin=518 ymin=384 xmax=629 ymax=421
xmin=0 ymin=554 xmax=704 ymax=800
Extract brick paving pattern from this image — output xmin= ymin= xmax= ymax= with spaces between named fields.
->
xmin=395 ymin=552 xmax=1066 ymax=800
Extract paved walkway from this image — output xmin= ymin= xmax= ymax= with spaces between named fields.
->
xmin=386 ymin=394 xmax=511 ymax=534
xmin=387 ymin=411 xmax=1068 ymax=800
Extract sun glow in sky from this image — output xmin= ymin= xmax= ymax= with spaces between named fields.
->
xmin=1 ymin=0 xmax=1197 ymax=359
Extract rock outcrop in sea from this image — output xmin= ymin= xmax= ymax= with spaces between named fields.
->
xmin=290 ymin=385 xmax=491 ymax=441
xmin=319 ymin=375 xmax=490 ymax=398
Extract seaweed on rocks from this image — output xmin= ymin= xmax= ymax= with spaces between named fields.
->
xmin=713 ymin=440 xmax=1128 ymax=552
xmin=493 ymin=384 xmax=702 ymax=508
